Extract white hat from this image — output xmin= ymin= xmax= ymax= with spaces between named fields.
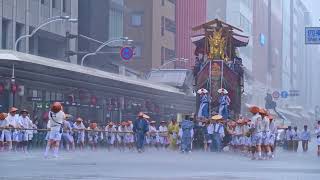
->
xmin=218 ymin=88 xmax=228 ymax=94
xmin=197 ymin=88 xmax=208 ymax=94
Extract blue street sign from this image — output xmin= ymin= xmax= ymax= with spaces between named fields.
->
xmin=259 ymin=33 xmax=265 ymax=46
xmin=120 ymin=47 xmax=134 ymax=61
xmin=281 ymin=91 xmax=289 ymax=98
xmin=305 ymin=27 xmax=320 ymax=44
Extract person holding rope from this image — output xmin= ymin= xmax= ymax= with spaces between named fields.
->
xmin=249 ymin=106 xmax=263 ymax=160
xmin=17 ymin=109 xmax=34 ymax=153
xmin=73 ymin=117 xmax=86 ymax=150
xmin=61 ymin=115 xmax=75 ymax=151
xmin=44 ymin=102 xmax=65 ymax=158
xmin=0 ymin=112 xmax=8 ymax=151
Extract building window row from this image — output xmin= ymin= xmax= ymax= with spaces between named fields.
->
xmin=161 ymin=46 xmax=176 ymax=65
xmin=168 ymin=0 xmax=176 ymax=5
xmin=240 ymin=14 xmax=252 ymax=33
xmin=131 ymin=12 xmax=143 ymax=27
xmin=241 ymin=0 xmax=252 ymax=10
xmin=41 ymin=0 xmax=68 ymax=13
xmin=165 ymin=17 xmax=176 ymax=33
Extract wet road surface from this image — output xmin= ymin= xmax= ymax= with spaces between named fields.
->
xmin=0 ymin=145 xmax=319 ymax=180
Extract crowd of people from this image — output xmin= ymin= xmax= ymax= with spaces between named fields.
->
xmin=0 ymin=102 xmax=320 ymax=159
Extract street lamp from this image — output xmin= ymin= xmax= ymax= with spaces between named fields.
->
xmin=14 ymin=16 xmax=78 ymax=51
xmin=157 ymin=58 xmax=189 ymax=70
xmin=80 ymin=37 xmax=133 ymax=66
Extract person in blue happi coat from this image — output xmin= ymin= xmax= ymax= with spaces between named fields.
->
xmin=133 ymin=112 xmax=149 ymax=153
xmin=197 ymin=88 xmax=210 ymax=119
xmin=218 ymin=88 xmax=231 ymax=119
xmin=180 ymin=115 xmax=194 ymax=153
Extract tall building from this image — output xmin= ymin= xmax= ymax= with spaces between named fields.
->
xmin=0 ymin=0 xmax=78 ymax=63
xmin=175 ymin=0 xmax=206 ymax=69
xmin=207 ymin=0 xmax=253 ymax=72
xmin=281 ymin=0 xmax=313 ymax=108
xmin=78 ymin=0 xmax=124 ymax=73
xmin=124 ymin=0 xmax=176 ymax=73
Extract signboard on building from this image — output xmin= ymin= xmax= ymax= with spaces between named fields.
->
xmin=305 ymin=27 xmax=320 ymax=44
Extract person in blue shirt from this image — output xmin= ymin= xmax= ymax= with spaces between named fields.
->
xmin=180 ymin=115 xmax=194 ymax=153
xmin=218 ymin=89 xmax=231 ymax=120
xmin=300 ymin=125 xmax=311 ymax=152
xmin=197 ymin=88 xmax=210 ymax=119
xmin=133 ymin=112 xmax=149 ymax=153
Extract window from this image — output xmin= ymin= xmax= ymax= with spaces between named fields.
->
xmin=161 ymin=0 xmax=165 ymax=6
xmin=161 ymin=47 xmax=165 ymax=65
xmin=134 ymin=45 xmax=142 ymax=57
xmin=241 ymin=0 xmax=252 ymax=9
xmin=165 ymin=18 xmax=176 ymax=33
xmin=161 ymin=47 xmax=175 ymax=65
xmin=51 ymin=92 xmax=56 ymax=101
xmin=45 ymin=91 xmax=51 ymax=101
xmin=165 ymin=48 xmax=176 ymax=61
xmin=131 ymin=13 xmax=142 ymax=27
xmin=56 ymin=93 xmax=63 ymax=101
xmin=52 ymin=0 xmax=56 ymax=8
xmin=168 ymin=0 xmax=176 ymax=4
xmin=161 ymin=16 xmax=165 ymax=36
xmin=62 ymin=0 xmax=67 ymax=12
xmin=240 ymin=14 xmax=251 ymax=33
xmin=2 ymin=19 xmax=9 ymax=49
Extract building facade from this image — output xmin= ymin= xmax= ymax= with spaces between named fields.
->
xmin=78 ymin=0 xmax=124 ymax=73
xmin=207 ymin=0 xmax=253 ymax=72
xmin=124 ymin=0 xmax=176 ymax=73
xmin=0 ymin=0 xmax=78 ymax=63
xmin=175 ymin=0 xmax=206 ymax=69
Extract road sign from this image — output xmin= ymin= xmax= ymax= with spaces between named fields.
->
xmin=120 ymin=47 xmax=134 ymax=61
xmin=272 ymin=91 xmax=280 ymax=99
xmin=305 ymin=27 xmax=320 ymax=44
xmin=281 ymin=91 xmax=289 ymax=98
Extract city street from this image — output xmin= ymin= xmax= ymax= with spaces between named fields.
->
xmin=0 ymin=143 xmax=319 ymax=180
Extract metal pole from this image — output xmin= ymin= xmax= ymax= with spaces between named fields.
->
xmin=220 ymin=60 xmax=224 ymax=89
xmin=14 ymin=17 xmax=74 ymax=52
xmin=80 ymin=38 xmax=129 ymax=66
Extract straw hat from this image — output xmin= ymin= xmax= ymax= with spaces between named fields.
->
xmin=138 ymin=112 xmax=144 ymax=117
xmin=142 ymin=114 xmax=150 ymax=119
xmin=108 ymin=122 xmax=114 ymax=126
xmin=249 ymin=106 xmax=260 ymax=114
xmin=160 ymin=120 xmax=167 ymax=124
xmin=268 ymin=115 xmax=274 ymax=120
xmin=9 ymin=107 xmax=18 ymax=113
xmin=197 ymin=88 xmax=208 ymax=94
xmin=20 ymin=109 xmax=29 ymax=114
xmin=218 ymin=88 xmax=228 ymax=94
xmin=150 ymin=121 xmax=156 ymax=124
xmin=259 ymin=108 xmax=268 ymax=115
xmin=211 ymin=114 xmax=223 ymax=121
xmin=121 ymin=121 xmax=127 ymax=126
xmin=0 ymin=113 xmax=8 ymax=121
xmin=236 ymin=119 xmax=244 ymax=124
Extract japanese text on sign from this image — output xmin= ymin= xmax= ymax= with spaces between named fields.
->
xmin=305 ymin=27 xmax=320 ymax=44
